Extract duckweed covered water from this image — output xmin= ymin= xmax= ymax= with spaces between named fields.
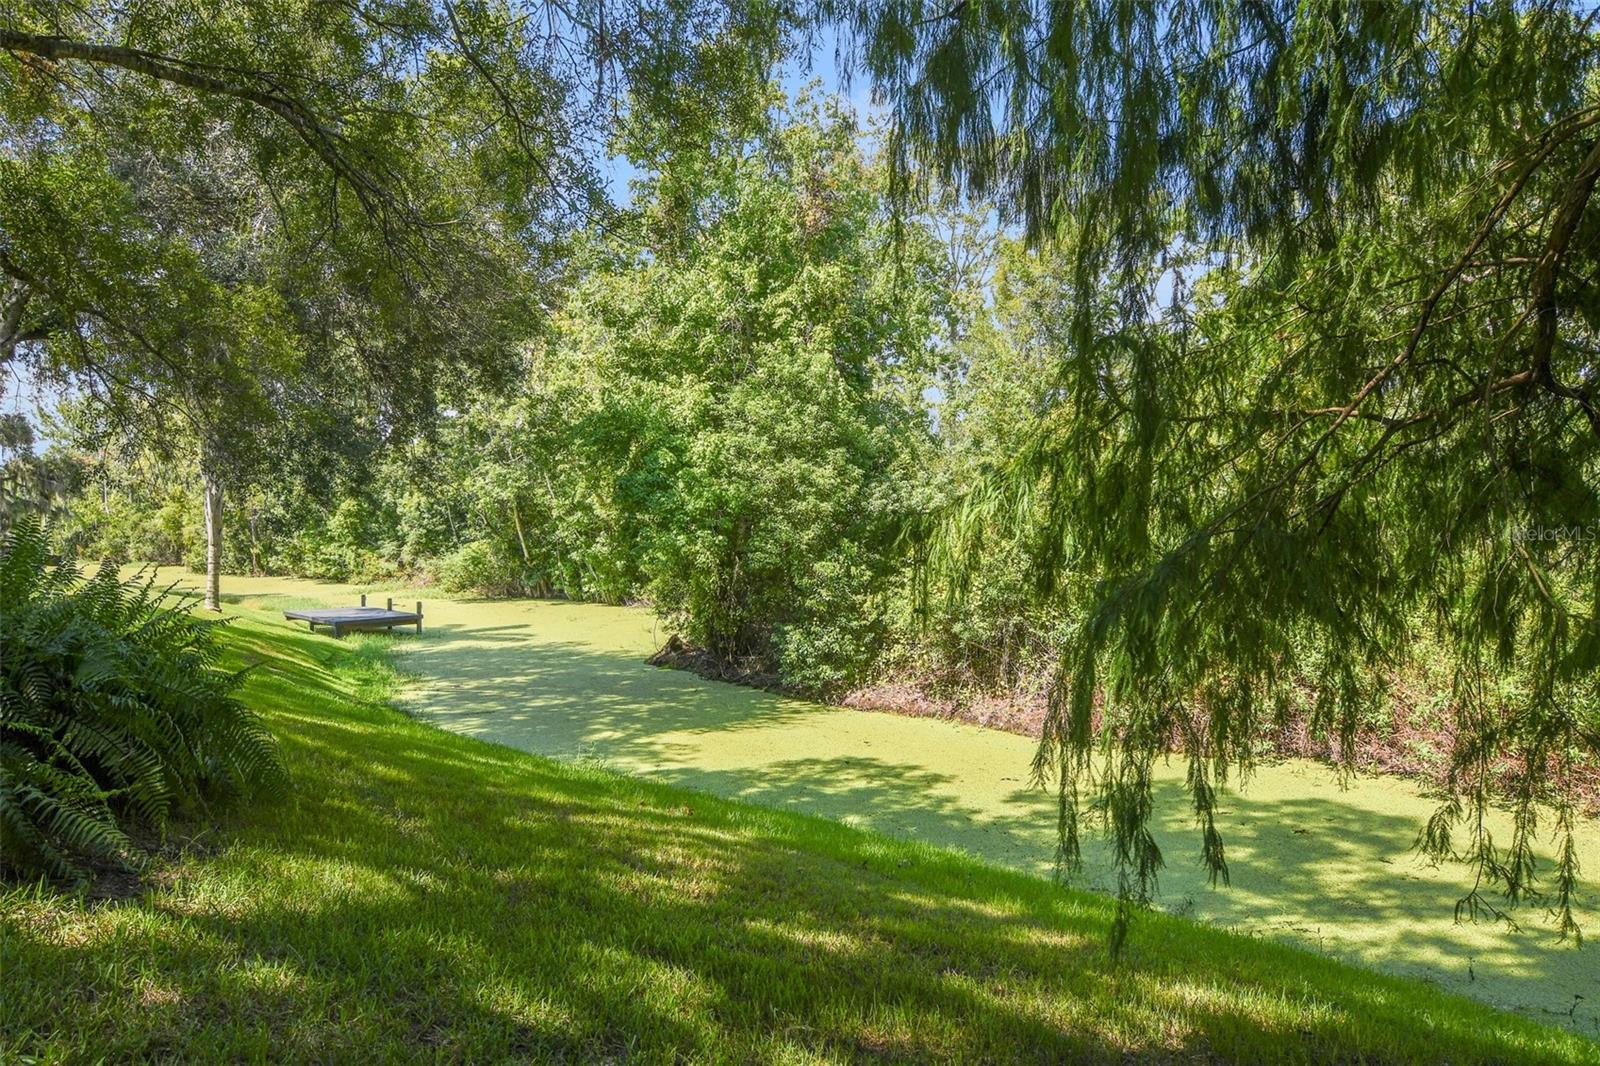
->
xmin=165 ymin=570 xmax=1599 ymax=1034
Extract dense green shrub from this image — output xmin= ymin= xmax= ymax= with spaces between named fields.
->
xmin=434 ymin=538 xmax=524 ymax=595
xmin=0 ymin=519 xmax=284 ymax=883
xmin=773 ymin=555 xmax=889 ymax=693
xmin=57 ymin=484 xmax=196 ymax=568
xmin=548 ymin=104 xmax=943 ymax=676
xmin=268 ymin=499 xmax=401 ymax=583
xmin=890 ymin=537 xmax=1069 ymax=698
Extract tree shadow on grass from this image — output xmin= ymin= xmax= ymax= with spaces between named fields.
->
xmin=372 ymin=617 xmax=1599 ymax=1028
xmin=227 ymin=591 xmax=1595 ymax=1037
xmin=666 ymin=755 xmax=1598 ymax=1030
xmin=6 ymin=685 xmax=1593 ymax=1062
xmin=157 ymin=582 xmax=1600 ymax=1041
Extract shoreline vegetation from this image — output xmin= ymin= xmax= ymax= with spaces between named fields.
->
xmin=351 ymin=566 xmax=1600 ymax=818
xmin=85 ymin=555 xmax=1600 ymax=823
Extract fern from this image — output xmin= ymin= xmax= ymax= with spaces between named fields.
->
xmin=0 ymin=517 xmax=285 ymax=883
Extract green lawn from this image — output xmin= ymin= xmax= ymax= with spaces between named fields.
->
xmin=142 ymin=570 xmax=1600 ymax=1034
xmin=2 ymin=605 xmax=1595 ymax=1063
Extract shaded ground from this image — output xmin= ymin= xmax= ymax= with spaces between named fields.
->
xmin=167 ymin=570 xmax=1599 ymax=1035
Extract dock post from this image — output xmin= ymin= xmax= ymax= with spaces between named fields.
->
xmin=360 ymin=593 xmax=367 ymax=606
xmin=416 ymin=601 xmax=423 ymax=635
xmin=387 ymin=597 xmax=394 ymax=611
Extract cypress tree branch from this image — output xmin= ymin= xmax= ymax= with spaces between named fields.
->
xmin=1530 ymin=134 xmax=1600 ymax=436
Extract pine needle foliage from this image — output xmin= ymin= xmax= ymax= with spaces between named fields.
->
xmin=0 ymin=518 xmax=283 ymax=883
xmin=829 ymin=0 xmax=1600 ymax=945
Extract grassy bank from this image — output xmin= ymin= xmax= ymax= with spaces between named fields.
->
xmin=193 ymin=570 xmax=1598 ymax=1032
xmin=2 ymin=606 xmax=1593 ymax=1062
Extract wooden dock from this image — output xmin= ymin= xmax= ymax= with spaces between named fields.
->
xmin=284 ymin=595 xmax=423 ymax=638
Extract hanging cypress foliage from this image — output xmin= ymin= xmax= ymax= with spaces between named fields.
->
xmin=830 ymin=0 xmax=1600 ymax=943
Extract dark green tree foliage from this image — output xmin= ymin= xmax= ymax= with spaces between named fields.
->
xmin=416 ymin=388 xmax=646 ymax=601
xmin=32 ymin=103 xmax=952 ymax=693
xmin=0 ymin=11 xmax=539 ymax=608
xmin=0 ymin=412 xmax=80 ymax=534
xmin=1 ymin=0 xmax=793 ymax=268
xmin=1 ymin=1 xmax=550 ymax=403
xmin=897 ymin=238 xmax=1086 ymax=697
xmin=548 ymin=99 xmax=946 ymax=686
xmin=1 ymin=0 xmax=796 ymax=609
xmin=43 ymin=396 xmax=387 ymax=577
xmin=0 ymin=519 xmax=283 ymax=882
xmin=832 ymin=0 xmax=1600 ymax=940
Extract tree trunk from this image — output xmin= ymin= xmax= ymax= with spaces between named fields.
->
xmin=246 ymin=504 xmax=261 ymax=575
xmin=201 ymin=448 xmax=223 ymax=612
xmin=509 ymin=499 xmax=531 ymax=562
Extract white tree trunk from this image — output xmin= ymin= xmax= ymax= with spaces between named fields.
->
xmin=202 ymin=457 xmax=223 ymax=612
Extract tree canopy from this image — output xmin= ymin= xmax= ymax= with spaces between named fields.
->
xmin=1 ymin=0 xmax=781 ymax=412
xmin=2 ymin=0 xmax=790 ymax=604
xmin=829 ymin=0 xmax=1600 ymax=941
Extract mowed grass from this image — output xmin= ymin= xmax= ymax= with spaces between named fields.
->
xmin=2 ymin=609 xmax=1594 ymax=1063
